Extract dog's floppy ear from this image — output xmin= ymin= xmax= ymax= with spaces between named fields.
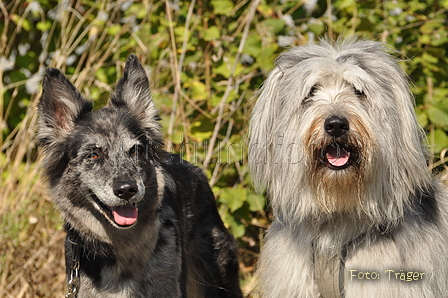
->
xmin=37 ymin=68 xmax=92 ymax=146
xmin=248 ymin=66 xmax=284 ymax=192
xmin=111 ymin=54 xmax=160 ymax=131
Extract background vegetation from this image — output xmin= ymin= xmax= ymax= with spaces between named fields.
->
xmin=1 ymin=0 xmax=447 ymax=297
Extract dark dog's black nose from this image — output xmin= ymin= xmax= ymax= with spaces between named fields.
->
xmin=324 ymin=116 xmax=349 ymax=137
xmin=113 ymin=181 xmax=138 ymax=200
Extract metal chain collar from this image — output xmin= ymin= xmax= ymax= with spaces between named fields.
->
xmin=65 ymin=238 xmax=81 ymax=298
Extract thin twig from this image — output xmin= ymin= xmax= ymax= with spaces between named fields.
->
xmin=203 ymin=0 xmax=260 ymax=168
xmin=165 ymin=0 xmax=196 ymax=150
xmin=326 ymin=0 xmax=333 ymax=39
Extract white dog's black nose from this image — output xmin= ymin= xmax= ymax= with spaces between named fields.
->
xmin=324 ymin=116 xmax=349 ymax=137
xmin=113 ymin=181 xmax=138 ymax=200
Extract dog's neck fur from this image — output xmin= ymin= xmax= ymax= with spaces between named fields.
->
xmin=278 ymin=184 xmax=439 ymax=259
xmin=63 ymin=214 xmax=162 ymax=294
xmin=308 ymin=184 xmax=439 ymax=298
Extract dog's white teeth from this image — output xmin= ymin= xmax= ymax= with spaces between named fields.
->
xmin=132 ymin=203 xmax=137 ymax=208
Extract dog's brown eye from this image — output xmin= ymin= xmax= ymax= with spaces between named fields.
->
xmin=129 ymin=145 xmax=141 ymax=155
xmin=86 ymin=148 xmax=101 ymax=160
xmin=87 ymin=152 xmax=99 ymax=160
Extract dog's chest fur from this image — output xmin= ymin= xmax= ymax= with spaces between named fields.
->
xmin=259 ymin=201 xmax=448 ymax=298
xmin=66 ymin=191 xmax=182 ymax=297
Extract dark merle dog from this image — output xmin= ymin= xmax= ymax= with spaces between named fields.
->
xmin=37 ymin=55 xmax=243 ymax=298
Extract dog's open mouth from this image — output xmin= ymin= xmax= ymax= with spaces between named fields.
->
xmin=110 ymin=204 xmax=138 ymax=227
xmin=92 ymin=195 xmax=139 ymax=228
xmin=322 ymin=142 xmax=355 ymax=170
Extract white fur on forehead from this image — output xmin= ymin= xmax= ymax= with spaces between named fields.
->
xmin=279 ymin=40 xmax=400 ymax=82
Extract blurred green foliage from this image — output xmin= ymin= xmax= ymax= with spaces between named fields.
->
xmin=1 ymin=0 xmax=448 ymax=268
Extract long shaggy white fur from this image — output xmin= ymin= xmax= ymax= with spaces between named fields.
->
xmin=249 ymin=38 xmax=448 ymax=297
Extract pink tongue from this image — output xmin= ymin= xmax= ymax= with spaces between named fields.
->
xmin=326 ymin=144 xmax=350 ymax=167
xmin=111 ymin=204 xmax=138 ymax=226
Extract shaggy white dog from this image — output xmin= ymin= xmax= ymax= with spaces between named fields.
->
xmin=249 ymin=38 xmax=448 ymax=298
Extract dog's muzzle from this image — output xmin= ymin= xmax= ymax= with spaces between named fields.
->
xmin=90 ymin=180 xmax=142 ymax=229
xmin=320 ymin=116 xmax=360 ymax=170
xmin=324 ymin=116 xmax=349 ymax=138
xmin=109 ymin=180 xmax=140 ymax=227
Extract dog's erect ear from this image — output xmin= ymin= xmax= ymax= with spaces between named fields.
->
xmin=37 ymin=68 xmax=92 ymax=146
xmin=111 ymin=54 xmax=160 ymax=130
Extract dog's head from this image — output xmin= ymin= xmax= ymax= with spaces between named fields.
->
xmin=249 ymin=38 xmax=431 ymax=220
xmin=38 ymin=55 xmax=165 ymax=236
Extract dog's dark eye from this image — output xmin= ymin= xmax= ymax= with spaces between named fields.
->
xmin=85 ymin=148 xmax=101 ymax=160
xmin=304 ymin=86 xmax=318 ymax=101
xmin=354 ymin=88 xmax=366 ymax=99
xmin=129 ymin=144 xmax=142 ymax=155
xmin=86 ymin=150 xmax=100 ymax=160
xmin=87 ymin=152 xmax=99 ymax=159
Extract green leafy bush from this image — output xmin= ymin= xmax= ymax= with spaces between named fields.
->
xmin=1 ymin=0 xmax=447 ymax=296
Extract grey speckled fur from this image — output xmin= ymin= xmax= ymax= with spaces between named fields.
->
xmin=37 ymin=55 xmax=242 ymax=298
